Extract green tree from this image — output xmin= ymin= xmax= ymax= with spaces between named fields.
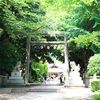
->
xmin=66 ymin=0 xmax=100 ymax=73
xmin=68 ymin=31 xmax=100 ymax=53
xmin=0 ymin=0 xmax=45 ymax=38
xmin=0 ymin=39 xmax=21 ymax=75
xmin=0 ymin=0 xmax=45 ymax=75
xmin=35 ymin=0 xmax=100 ymax=73
xmin=87 ymin=54 xmax=100 ymax=76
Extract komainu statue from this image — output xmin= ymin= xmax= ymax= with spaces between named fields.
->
xmin=70 ymin=61 xmax=80 ymax=72
xmin=14 ymin=61 xmax=21 ymax=71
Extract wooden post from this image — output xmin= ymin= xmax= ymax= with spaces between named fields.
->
xmin=25 ymin=36 xmax=31 ymax=84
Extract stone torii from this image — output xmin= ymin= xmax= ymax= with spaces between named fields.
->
xmin=25 ymin=34 xmax=69 ymax=84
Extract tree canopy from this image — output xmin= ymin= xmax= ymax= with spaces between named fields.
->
xmin=0 ymin=0 xmax=45 ymax=39
xmin=0 ymin=0 xmax=100 ymax=76
xmin=40 ymin=0 xmax=100 ymax=73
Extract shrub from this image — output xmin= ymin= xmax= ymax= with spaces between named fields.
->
xmin=92 ymin=94 xmax=100 ymax=100
xmin=87 ymin=54 xmax=100 ymax=76
xmin=29 ymin=60 xmax=48 ymax=82
xmin=90 ymin=79 xmax=100 ymax=92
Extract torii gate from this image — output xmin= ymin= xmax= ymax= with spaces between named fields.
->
xmin=25 ymin=34 xmax=69 ymax=84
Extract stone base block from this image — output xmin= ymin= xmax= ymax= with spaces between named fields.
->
xmin=8 ymin=79 xmax=24 ymax=85
xmin=9 ymin=76 xmax=23 ymax=80
xmin=64 ymin=84 xmax=85 ymax=88
xmin=8 ymin=71 xmax=24 ymax=85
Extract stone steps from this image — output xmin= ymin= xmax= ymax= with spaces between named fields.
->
xmin=11 ymin=85 xmax=63 ymax=93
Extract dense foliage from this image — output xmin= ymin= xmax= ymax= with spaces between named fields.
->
xmin=92 ymin=93 xmax=100 ymax=100
xmin=87 ymin=54 xmax=100 ymax=76
xmin=65 ymin=0 xmax=100 ymax=72
xmin=29 ymin=60 xmax=48 ymax=82
xmin=0 ymin=0 xmax=45 ymax=75
xmin=0 ymin=39 xmax=21 ymax=75
xmin=0 ymin=0 xmax=45 ymax=37
xmin=90 ymin=79 xmax=100 ymax=92
xmin=68 ymin=31 xmax=100 ymax=53
xmin=91 ymin=79 xmax=100 ymax=100
xmin=41 ymin=0 xmax=100 ymax=73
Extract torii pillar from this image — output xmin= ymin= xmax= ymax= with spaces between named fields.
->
xmin=25 ymin=36 xmax=31 ymax=84
xmin=64 ymin=35 xmax=69 ymax=83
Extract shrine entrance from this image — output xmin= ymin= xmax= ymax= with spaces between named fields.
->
xmin=25 ymin=34 xmax=69 ymax=84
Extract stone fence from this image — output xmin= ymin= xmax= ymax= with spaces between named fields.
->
xmin=83 ymin=75 xmax=100 ymax=87
xmin=0 ymin=75 xmax=8 ymax=87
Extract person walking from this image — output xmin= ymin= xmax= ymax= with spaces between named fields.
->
xmin=60 ymin=75 xmax=62 ymax=83
xmin=44 ymin=76 xmax=47 ymax=84
xmin=60 ymin=74 xmax=64 ymax=84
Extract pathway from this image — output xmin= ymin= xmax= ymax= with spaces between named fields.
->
xmin=0 ymin=84 xmax=94 ymax=100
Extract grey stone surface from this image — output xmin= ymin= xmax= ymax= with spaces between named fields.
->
xmin=0 ymin=88 xmax=12 ymax=93
xmin=0 ymin=85 xmax=93 ymax=100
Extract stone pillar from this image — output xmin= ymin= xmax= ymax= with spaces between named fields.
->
xmin=25 ymin=36 xmax=31 ymax=84
xmin=64 ymin=35 xmax=69 ymax=83
xmin=0 ymin=75 xmax=1 ymax=87
xmin=93 ymin=73 xmax=97 ymax=80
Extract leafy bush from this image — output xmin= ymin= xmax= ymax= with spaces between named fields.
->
xmin=87 ymin=54 xmax=100 ymax=76
xmin=29 ymin=60 xmax=48 ymax=82
xmin=90 ymin=79 xmax=100 ymax=92
xmin=92 ymin=94 xmax=100 ymax=100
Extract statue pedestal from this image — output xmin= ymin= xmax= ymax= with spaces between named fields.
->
xmin=69 ymin=71 xmax=84 ymax=85
xmin=8 ymin=71 xmax=24 ymax=85
xmin=64 ymin=71 xmax=84 ymax=88
xmin=70 ymin=72 xmax=84 ymax=87
xmin=64 ymin=61 xmax=84 ymax=88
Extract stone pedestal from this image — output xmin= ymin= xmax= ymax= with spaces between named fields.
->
xmin=8 ymin=71 xmax=24 ymax=85
xmin=69 ymin=71 xmax=84 ymax=87
xmin=64 ymin=61 xmax=84 ymax=88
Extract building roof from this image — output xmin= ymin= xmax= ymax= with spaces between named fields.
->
xmin=50 ymin=64 xmax=58 ymax=68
